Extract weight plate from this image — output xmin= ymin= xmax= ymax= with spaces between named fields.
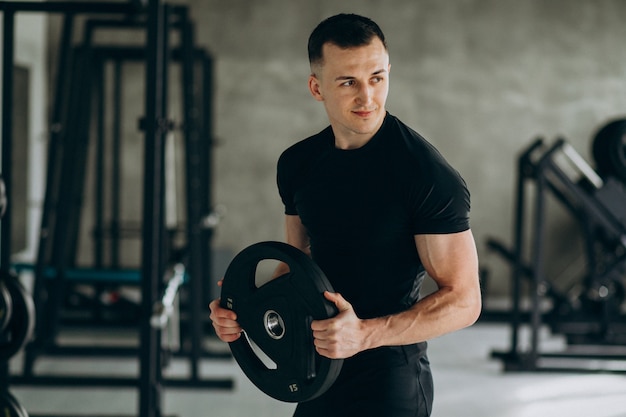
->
xmin=220 ymin=241 xmax=343 ymax=403
xmin=610 ymin=128 xmax=626 ymax=183
xmin=0 ymin=176 xmax=6 ymax=219
xmin=0 ymin=280 xmax=12 ymax=333
xmin=592 ymin=118 xmax=626 ymax=183
xmin=0 ymin=271 xmax=35 ymax=361
xmin=1 ymin=391 xmax=28 ymax=417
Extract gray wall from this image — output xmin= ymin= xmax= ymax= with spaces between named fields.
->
xmin=190 ymin=0 xmax=626 ymax=296
xmin=42 ymin=0 xmax=626 ymax=297
xmin=1 ymin=11 xmax=49 ymax=266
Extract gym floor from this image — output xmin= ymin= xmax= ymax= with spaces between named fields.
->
xmin=8 ymin=323 xmax=626 ymax=417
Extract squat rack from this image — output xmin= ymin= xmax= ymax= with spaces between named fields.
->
xmin=0 ymin=2 xmax=232 ymax=417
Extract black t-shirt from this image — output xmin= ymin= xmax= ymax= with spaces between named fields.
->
xmin=277 ymin=113 xmax=470 ymax=319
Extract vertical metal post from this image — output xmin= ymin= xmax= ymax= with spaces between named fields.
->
xmin=92 ymin=56 xmax=106 ymax=322
xmin=0 ymin=8 xmax=15 ymax=394
xmin=201 ymin=52 xmax=215 ymax=307
xmin=1 ymin=8 xmax=15 ymax=268
xmin=45 ymin=26 xmax=95 ymax=349
xmin=94 ymin=56 xmax=105 ymax=269
xmin=26 ymin=11 xmax=75 ymax=376
xmin=65 ymin=31 xmax=98 ymax=267
xmin=180 ymin=6 xmax=203 ymax=380
xmin=509 ymin=151 xmax=526 ymax=358
xmin=505 ymin=139 xmax=545 ymax=370
xmin=529 ymin=165 xmax=548 ymax=369
xmin=111 ymin=59 xmax=122 ymax=268
xmin=140 ymin=1 xmax=168 ymax=416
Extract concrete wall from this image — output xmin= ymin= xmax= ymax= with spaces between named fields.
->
xmin=187 ymin=0 xmax=626 ymax=296
xmin=32 ymin=0 xmax=626 ymax=298
xmin=0 ymin=10 xmax=48 ymax=263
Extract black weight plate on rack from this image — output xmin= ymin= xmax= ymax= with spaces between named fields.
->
xmin=0 ymin=279 xmax=12 ymax=333
xmin=0 ymin=271 xmax=35 ymax=361
xmin=592 ymin=118 xmax=626 ymax=184
xmin=1 ymin=391 xmax=28 ymax=417
xmin=220 ymin=241 xmax=343 ymax=402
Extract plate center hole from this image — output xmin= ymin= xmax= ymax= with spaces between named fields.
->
xmin=264 ymin=310 xmax=285 ymax=340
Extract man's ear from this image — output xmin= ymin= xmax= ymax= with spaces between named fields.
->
xmin=308 ymin=74 xmax=324 ymax=102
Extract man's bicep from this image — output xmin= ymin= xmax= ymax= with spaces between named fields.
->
xmin=285 ymin=215 xmax=311 ymax=256
xmin=414 ymin=230 xmax=479 ymax=287
xmin=271 ymin=215 xmax=310 ymax=278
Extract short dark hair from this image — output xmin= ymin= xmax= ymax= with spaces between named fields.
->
xmin=307 ymin=13 xmax=387 ymax=67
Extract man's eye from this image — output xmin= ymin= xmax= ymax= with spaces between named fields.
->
xmin=341 ymin=80 xmax=355 ymax=87
xmin=372 ymin=77 xmax=383 ymax=83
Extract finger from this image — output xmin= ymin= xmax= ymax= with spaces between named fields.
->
xmin=311 ymin=328 xmax=328 ymax=340
xmin=323 ymin=291 xmax=352 ymax=312
xmin=211 ymin=317 xmax=243 ymax=343
xmin=221 ymin=333 xmax=242 ymax=342
xmin=215 ymin=327 xmax=242 ymax=343
xmin=310 ymin=317 xmax=332 ymax=331
xmin=208 ymin=299 xmax=238 ymax=320
xmin=210 ymin=312 xmax=240 ymax=327
xmin=212 ymin=320 xmax=242 ymax=334
xmin=210 ymin=310 xmax=238 ymax=325
xmin=313 ymin=340 xmax=340 ymax=359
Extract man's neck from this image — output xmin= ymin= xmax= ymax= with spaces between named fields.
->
xmin=331 ymin=114 xmax=386 ymax=150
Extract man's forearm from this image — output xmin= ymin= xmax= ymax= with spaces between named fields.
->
xmin=363 ymin=284 xmax=482 ymax=350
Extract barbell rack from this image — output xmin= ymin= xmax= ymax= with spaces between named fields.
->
xmin=0 ymin=2 xmax=233 ymax=417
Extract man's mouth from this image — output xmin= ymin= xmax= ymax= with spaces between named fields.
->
xmin=353 ymin=110 xmax=375 ymax=118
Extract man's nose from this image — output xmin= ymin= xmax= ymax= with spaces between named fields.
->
xmin=356 ymin=84 xmax=373 ymax=105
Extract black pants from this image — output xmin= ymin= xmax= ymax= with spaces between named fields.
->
xmin=293 ymin=343 xmax=433 ymax=417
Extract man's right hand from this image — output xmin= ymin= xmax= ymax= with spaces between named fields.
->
xmin=208 ymin=297 xmax=243 ymax=343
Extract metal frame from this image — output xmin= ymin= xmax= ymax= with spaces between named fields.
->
xmin=0 ymin=2 xmax=231 ymax=416
xmin=491 ymin=138 xmax=626 ymax=373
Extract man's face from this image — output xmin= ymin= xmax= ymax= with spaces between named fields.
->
xmin=308 ymin=38 xmax=390 ymax=148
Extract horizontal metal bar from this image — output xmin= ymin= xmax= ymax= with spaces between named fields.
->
xmin=13 ymin=263 xmax=144 ymax=283
xmin=541 ymin=350 xmax=626 ymax=361
xmin=89 ymin=45 xmax=209 ymax=61
xmin=9 ymin=375 xmax=234 ymax=389
xmin=29 ymin=415 xmax=145 ymax=417
xmin=11 ymin=375 xmax=140 ymax=387
xmin=561 ymin=141 xmax=604 ymax=189
xmin=39 ymin=345 xmax=233 ymax=360
xmin=492 ymin=349 xmax=626 ymax=374
xmin=0 ymin=1 xmax=140 ymax=14
xmin=509 ymin=365 xmax=626 ymax=374
xmin=164 ymin=378 xmax=235 ymax=390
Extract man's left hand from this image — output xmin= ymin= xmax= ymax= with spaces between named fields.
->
xmin=311 ymin=291 xmax=370 ymax=359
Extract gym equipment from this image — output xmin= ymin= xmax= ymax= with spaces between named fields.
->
xmin=0 ymin=271 xmax=35 ymax=361
xmin=221 ymin=241 xmax=343 ymax=402
xmin=0 ymin=279 xmax=11 ymax=333
xmin=0 ymin=176 xmax=6 ymax=218
xmin=489 ymin=138 xmax=626 ymax=373
xmin=0 ymin=391 xmax=29 ymax=417
xmin=151 ymin=263 xmax=185 ymax=330
xmin=0 ymin=3 xmax=230 ymax=417
xmin=592 ymin=118 xmax=626 ymax=184
xmin=151 ymin=263 xmax=185 ymax=358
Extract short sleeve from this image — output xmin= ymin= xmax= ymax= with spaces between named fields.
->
xmin=276 ymin=149 xmax=299 ymax=215
xmin=405 ymin=140 xmax=471 ymax=235
xmin=410 ymin=165 xmax=471 ymax=235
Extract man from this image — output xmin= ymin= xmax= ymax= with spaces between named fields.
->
xmin=209 ymin=13 xmax=481 ymax=417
